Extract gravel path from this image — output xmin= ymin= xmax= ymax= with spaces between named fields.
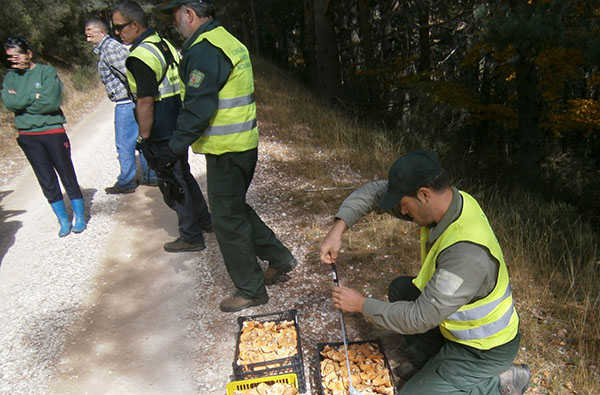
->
xmin=0 ymin=97 xmax=402 ymax=394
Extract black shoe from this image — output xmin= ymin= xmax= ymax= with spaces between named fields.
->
xmin=219 ymin=293 xmax=268 ymax=312
xmin=264 ymin=258 xmax=298 ymax=285
xmin=105 ymin=184 xmax=136 ymax=194
xmin=163 ymin=237 xmax=206 ymax=252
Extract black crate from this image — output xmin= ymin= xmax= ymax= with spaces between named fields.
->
xmin=233 ymin=309 xmax=306 ymax=392
xmin=316 ymin=339 xmax=396 ymax=395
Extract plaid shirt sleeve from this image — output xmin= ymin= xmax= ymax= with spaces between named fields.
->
xmin=97 ymin=36 xmax=131 ymax=101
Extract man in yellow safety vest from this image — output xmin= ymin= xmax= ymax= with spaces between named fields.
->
xmin=111 ymin=1 xmax=212 ymax=253
xmin=320 ymin=150 xmax=531 ymax=394
xmin=159 ymin=0 xmax=297 ymax=312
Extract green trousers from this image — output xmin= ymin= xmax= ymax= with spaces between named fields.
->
xmin=388 ymin=276 xmax=520 ymax=395
xmin=205 ymin=148 xmax=294 ymax=299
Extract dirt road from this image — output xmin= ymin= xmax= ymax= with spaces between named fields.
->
xmin=0 ymin=97 xmax=401 ymax=394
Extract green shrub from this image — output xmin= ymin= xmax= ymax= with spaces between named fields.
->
xmin=70 ymin=65 xmax=98 ymax=92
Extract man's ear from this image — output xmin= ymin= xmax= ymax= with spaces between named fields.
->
xmin=417 ymin=187 xmax=431 ymax=203
xmin=185 ymin=7 xmax=195 ymax=22
xmin=131 ymin=20 xmax=143 ymax=33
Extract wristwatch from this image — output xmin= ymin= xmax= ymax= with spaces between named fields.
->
xmin=136 ymin=135 xmax=146 ymax=144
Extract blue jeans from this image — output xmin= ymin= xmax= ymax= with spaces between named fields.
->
xmin=114 ymin=102 xmax=156 ymax=187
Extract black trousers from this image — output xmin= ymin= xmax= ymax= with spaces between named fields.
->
xmin=151 ymin=141 xmax=211 ymax=243
xmin=17 ymin=132 xmax=82 ymax=204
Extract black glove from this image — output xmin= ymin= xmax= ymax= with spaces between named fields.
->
xmin=157 ymin=146 xmax=178 ymax=174
xmin=137 ymin=138 xmax=159 ymax=169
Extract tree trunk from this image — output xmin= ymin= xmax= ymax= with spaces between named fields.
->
xmin=310 ymin=0 xmax=341 ymax=99
xmin=357 ymin=0 xmax=378 ymax=104
xmin=417 ymin=3 xmax=431 ymax=74
xmin=249 ymin=0 xmax=260 ymax=56
xmin=515 ymin=44 xmax=542 ymax=187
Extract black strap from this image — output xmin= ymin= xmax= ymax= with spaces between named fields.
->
xmin=153 ymin=38 xmax=178 ymax=84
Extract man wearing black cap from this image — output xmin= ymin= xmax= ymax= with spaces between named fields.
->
xmin=159 ymin=0 xmax=297 ymax=312
xmin=320 ymin=150 xmax=530 ymax=394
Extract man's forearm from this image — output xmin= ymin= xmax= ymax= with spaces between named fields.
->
xmin=136 ymin=96 xmax=154 ymax=138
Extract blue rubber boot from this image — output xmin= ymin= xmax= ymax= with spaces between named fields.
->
xmin=50 ymin=200 xmax=72 ymax=237
xmin=71 ymin=198 xmax=86 ymax=233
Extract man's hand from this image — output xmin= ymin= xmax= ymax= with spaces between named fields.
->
xmin=320 ymin=219 xmax=348 ymax=264
xmin=158 ymin=147 xmax=178 ymax=172
xmin=137 ymin=139 xmax=159 ymax=169
xmin=332 ymin=286 xmax=366 ymax=313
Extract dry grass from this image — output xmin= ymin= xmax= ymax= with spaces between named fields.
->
xmin=253 ymin=57 xmax=600 ymax=394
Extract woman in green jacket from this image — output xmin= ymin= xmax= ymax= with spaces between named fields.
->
xmin=2 ymin=37 xmax=85 ymax=236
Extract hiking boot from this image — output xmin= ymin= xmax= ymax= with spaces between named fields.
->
xmin=163 ymin=237 xmax=205 ymax=253
xmin=219 ymin=293 xmax=268 ymax=312
xmin=264 ymin=258 xmax=298 ymax=285
xmin=499 ymin=364 xmax=531 ymax=394
xmin=394 ymin=361 xmax=419 ymax=381
xmin=105 ymin=183 xmax=136 ymax=194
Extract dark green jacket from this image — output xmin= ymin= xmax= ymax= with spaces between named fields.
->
xmin=169 ymin=19 xmax=232 ymax=155
xmin=1 ymin=64 xmax=65 ymax=132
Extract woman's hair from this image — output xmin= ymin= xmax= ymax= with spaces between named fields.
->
xmin=4 ymin=36 xmax=32 ymax=54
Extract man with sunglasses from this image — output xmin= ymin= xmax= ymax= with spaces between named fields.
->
xmin=111 ymin=1 xmax=212 ymax=252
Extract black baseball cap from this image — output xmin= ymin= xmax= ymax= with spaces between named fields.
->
xmin=378 ymin=150 xmax=443 ymax=209
xmin=159 ymin=0 xmax=208 ymax=13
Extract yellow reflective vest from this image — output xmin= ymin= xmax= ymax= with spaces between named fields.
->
xmin=126 ymin=32 xmax=181 ymax=102
xmin=186 ymin=27 xmax=259 ymax=155
xmin=413 ymin=191 xmax=519 ymax=350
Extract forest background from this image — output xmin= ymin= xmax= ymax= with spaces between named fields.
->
xmin=0 ymin=0 xmax=599 ymax=393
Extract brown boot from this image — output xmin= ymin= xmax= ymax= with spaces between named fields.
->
xmin=264 ymin=258 xmax=298 ymax=285
xmin=163 ymin=237 xmax=205 ymax=252
xmin=499 ymin=364 xmax=531 ymax=394
xmin=219 ymin=293 xmax=268 ymax=312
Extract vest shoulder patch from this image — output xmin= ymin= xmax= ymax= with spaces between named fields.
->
xmin=188 ymin=69 xmax=205 ymax=88
xmin=435 ymin=268 xmax=464 ymax=295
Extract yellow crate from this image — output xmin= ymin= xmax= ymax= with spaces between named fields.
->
xmin=227 ymin=373 xmax=298 ymax=395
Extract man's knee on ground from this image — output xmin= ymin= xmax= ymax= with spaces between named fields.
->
xmin=388 ymin=276 xmax=420 ymax=303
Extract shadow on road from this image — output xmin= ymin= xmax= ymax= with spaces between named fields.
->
xmin=0 ymin=189 xmax=24 ymax=267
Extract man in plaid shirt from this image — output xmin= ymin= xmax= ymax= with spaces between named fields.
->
xmin=85 ymin=18 xmax=156 ymax=194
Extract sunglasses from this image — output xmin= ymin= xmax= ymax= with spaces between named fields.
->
xmin=112 ymin=20 xmax=134 ymax=32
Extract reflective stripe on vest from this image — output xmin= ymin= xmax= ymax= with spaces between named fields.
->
xmin=413 ymin=191 xmax=519 ymax=350
xmin=137 ymin=43 xmax=181 ymax=97
xmin=449 ymin=298 xmax=515 ymax=341
xmin=205 ymin=118 xmax=257 ymax=136
xmin=127 ymin=33 xmax=181 ymax=101
xmin=448 ymin=283 xmax=512 ymax=322
xmin=188 ymin=27 xmax=258 ymax=155
xmin=218 ymin=93 xmax=255 ymax=109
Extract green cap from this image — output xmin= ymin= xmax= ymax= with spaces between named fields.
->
xmin=378 ymin=150 xmax=443 ymax=209
xmin=159 ymin=0 xmax=202 ymax=13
